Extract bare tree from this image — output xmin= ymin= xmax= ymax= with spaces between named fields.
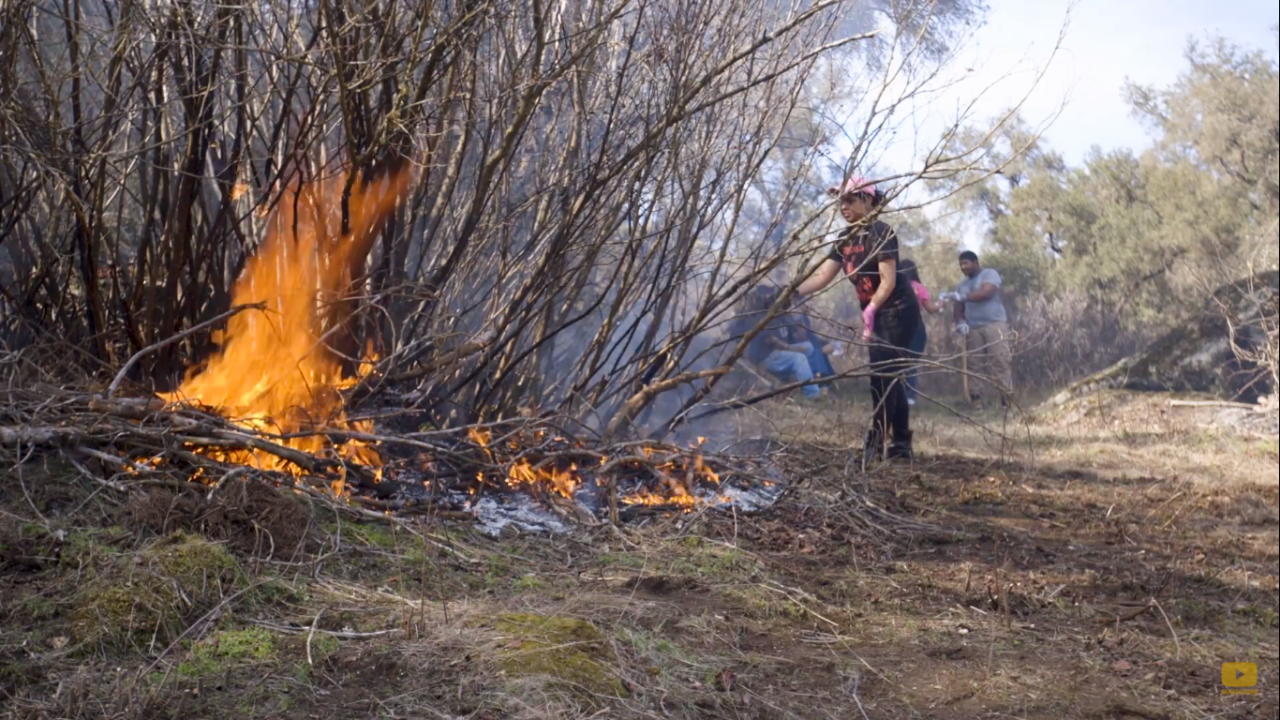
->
xmin=2 ymin=0 xmax=1041 ymax=441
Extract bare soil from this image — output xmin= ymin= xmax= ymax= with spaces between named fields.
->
xmin=2 ymin=390 xmax=1276 ymax=719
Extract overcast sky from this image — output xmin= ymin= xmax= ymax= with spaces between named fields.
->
xmin=879 ymin=0 xmax=1280 ymax=171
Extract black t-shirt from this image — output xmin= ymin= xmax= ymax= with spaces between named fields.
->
xmin=826 ymin=220 xmax=913 ymax=311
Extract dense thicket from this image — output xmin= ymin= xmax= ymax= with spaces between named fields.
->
xmin=0 ymin=0 xmax=989 ymax=437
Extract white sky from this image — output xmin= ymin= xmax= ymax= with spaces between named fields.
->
xmin=879 ymin=0 xmax=1280 ymax=171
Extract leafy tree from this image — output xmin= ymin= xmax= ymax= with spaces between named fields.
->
xmin=928 ymin=36 xmax=1279 ymax=390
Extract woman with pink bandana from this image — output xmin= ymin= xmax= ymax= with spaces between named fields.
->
xmin=795 ymin=177 xmax=921 ymax=461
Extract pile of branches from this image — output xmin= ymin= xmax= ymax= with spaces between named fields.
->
xmin=0 ymin=386 xmax=363 ymax=494
xmin=0 ymin=383 xmax=777 ymax=526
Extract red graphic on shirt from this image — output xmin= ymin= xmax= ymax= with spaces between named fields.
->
xmin=840 ymin=243 xmax=875 ymax=305
xmin=856 ymin=277 xmax=874 ymax=304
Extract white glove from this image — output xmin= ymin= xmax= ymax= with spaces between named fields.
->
xmin=940 ymin=291 xmax=964 ymax=303
xmin=954 ymin=321 xmax=970 ymax=336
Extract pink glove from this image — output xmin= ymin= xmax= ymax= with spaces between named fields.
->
xmin=861 ymin=302 xmax=878 ymax=341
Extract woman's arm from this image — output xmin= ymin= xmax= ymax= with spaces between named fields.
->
xmin=869 ymin=258 xmax=896 ymax=308
xmin=920 ymin=295 xmax=942 ymax=314
xmin=796 ymin=258 xmax=841 ymax=297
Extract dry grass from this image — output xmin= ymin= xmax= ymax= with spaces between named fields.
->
xmin=2 ymin=388 xmax=1277 ymax=719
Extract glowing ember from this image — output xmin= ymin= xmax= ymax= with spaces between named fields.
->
xmin=161 ymin=164 xmax=411 ymax=477
xmin=621 ymin=493 xmax=695 ymax=507
xmin=506 ymin=460 xmax=580 ymax=497
xmin=459 ymin=427 xmax=731 ymax=510
xmin=468 ymin=427 xmax=493 ymax=449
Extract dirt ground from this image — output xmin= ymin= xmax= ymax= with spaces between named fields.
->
xmin=2 ymin=389 xmax=1277 ymax=719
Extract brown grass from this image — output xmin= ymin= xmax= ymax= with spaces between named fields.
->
xmin=2 ymin=389 xmax=1276 ymax=719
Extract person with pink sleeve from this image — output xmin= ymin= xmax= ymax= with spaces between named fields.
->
xmin=897 ymin=259 xmax=944 ymax=405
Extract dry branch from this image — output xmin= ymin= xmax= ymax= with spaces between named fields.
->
xmin=106 ymin=303 xmax=267 ymax=398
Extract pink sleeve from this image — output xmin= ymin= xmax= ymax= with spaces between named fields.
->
xmin=911 ymin=281 xmax=930 ymax=302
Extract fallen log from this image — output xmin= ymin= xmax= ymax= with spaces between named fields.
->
xmin=1050 ymin=270 xmax=1277 ymax=406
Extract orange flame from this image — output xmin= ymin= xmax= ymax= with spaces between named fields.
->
xmin=162 ymin=165 xmax=411 ymax=476
xmin=469 ymin=428 xmax=724 ymax=509
xmin=506 ymin=460 xmax=580 ymax=497
xmin=468 ymin=428 xmax=493 ymax=448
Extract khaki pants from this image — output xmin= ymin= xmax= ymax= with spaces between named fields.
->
xmin=965 ymin=321 xmax=1013 ymax=399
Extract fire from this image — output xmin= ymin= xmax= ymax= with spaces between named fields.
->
xmin=465 ymin=423 xmax=730 ymax=510
xmin=693 ymin=453 xmax=720 ymax=485
xmin=506 ymin=460 xmax=580 ymax=497
xmin=161 ymin=164 xmax=411 ymax=477
xmin=622 ymin=487 xmax=697 ymax=507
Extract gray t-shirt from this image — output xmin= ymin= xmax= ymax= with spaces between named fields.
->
xmin=955 ymin=267 xmax=1007 ymax=328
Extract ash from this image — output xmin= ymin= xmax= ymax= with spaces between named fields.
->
xmin=469 ymin=495 xmax=571 ymax=537
xmin=379 ymin=452 xmax=786 ymax=536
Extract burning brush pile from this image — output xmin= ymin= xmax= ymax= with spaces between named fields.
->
xmin=0 ymin=163 xmax=783 ymax=534
xmin=376 ymin=427 xmax=784 ymax=533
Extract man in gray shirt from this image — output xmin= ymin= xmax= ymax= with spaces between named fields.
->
xmin=944 ymin=251 xmax=1013 ymax=406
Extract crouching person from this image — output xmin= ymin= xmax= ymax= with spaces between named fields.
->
xmin=730 ymin=286 xmax=822 ymax=399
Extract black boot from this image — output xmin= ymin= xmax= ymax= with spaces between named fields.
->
xmin=887 ymin=431 xmax=914 ymax=461
xmin=862 ymin=427 xmax=885 ymax=463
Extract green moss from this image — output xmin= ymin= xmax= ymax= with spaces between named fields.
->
xmin=481 ymin=557 xmax=517 ymax=590
xmin=337 ymin=521 xmax=427 ymax=563
xmin=58 ymin=531 xmax=121 ymax=573
xmin=597 ymin=553 xmax=646 ymax=570
xmin=667 ymin=538 xmax=754 ymax=583
xmin=490 ymin=613 xmax=625 ymax=698
xmin=72 ymin=532 xmax=246 ymax=652
xmin=512 ymin=575 xmax=547 ymax=592
xmin=179 ymin=628 xmax=277 ymax=677
xmin=344 ymin=522 xmax=400 ymax=549
xmin=256 ymin=579 xmax=308 ymax=607
xmin=720 ymin=586 xmax=806 ymax=620
xmin=309 ymin=632 xmax=341 ymax=661
xmin=21 ymin=595 xmax=57 ymax=621
xmin=0 ymin=662 xmax=44 ymax=690
xmin=19 ymin=522 xmax=49 ymax=538
xmin=617 ymin=627 xmax=696 ymax=677
xmin=1235 ymin=603 xmax=1280 ymax=629
xmin=151 ymin=532 xmax=238 ymax=581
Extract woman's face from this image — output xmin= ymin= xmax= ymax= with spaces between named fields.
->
xmin=840 ymin=193 xmax=872 ymax=223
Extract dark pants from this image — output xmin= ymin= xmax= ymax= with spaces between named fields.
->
xmin=905 ymin=322 xmax=928 ymax=400
xmin=806 ymin=345 xmax=836 ymax=378
xmin=867 ymin=301 xmax=921 ymax=443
